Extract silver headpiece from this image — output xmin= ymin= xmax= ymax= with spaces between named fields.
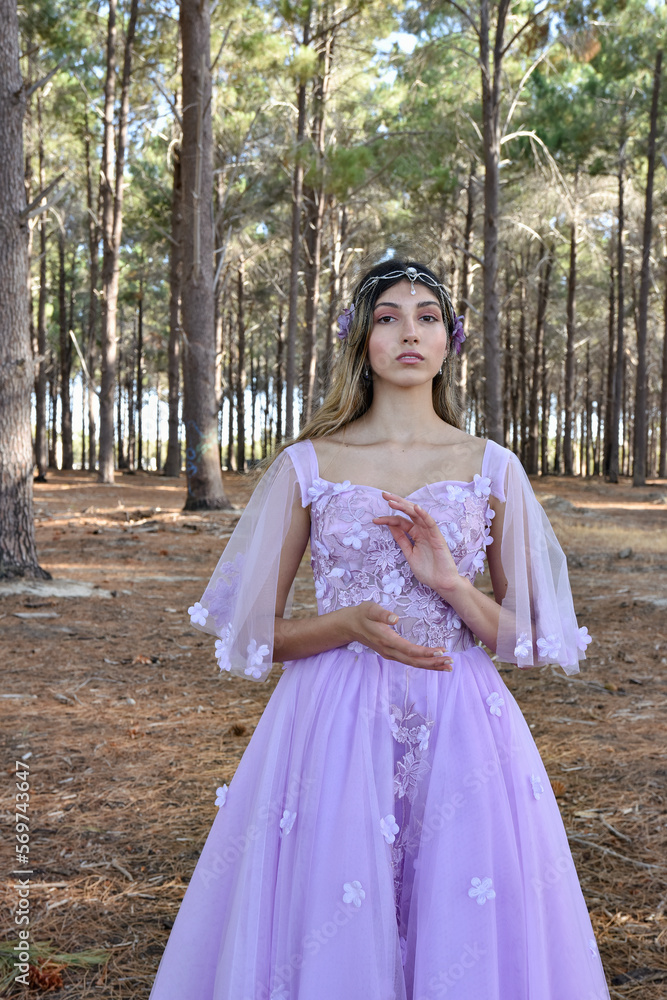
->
xmin=355 ymin=266 xmax=456 ymax=329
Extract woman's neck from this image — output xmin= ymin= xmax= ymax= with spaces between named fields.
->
xmin=355 ymin=379 xmax=450 ymax=445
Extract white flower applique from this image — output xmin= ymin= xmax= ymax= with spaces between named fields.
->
xmin=342 ymin=522 xmax=369 ymax=550
xmin=307 ymin=478 xmax=331 ymax=504
xmin=530 ymin=774 xmax=544 ymax=800
xmin=214 ymin=622 xmax=234 ymax=672
xmin=280 ymin=810 xmax=297 ymax=836
xmin=471 ymin=548 xmax=487 ymax=574
xmin=468 ymin=876 xmax=496 ymax=905
xmin=215 ymin=783 xmax=228 ymax=807
xmin=245 ymin=638 xmax=270 ymax=679
xmin=446 ymin=483 xmax=467 ymax=504
xmin=347 ymin=641 xmax=366 ymax=653
xmin=188 ymin=601 xmax=209 ymax=626
xmin=332 ymin=480 xmax=352 ymax=495
xmin=380 ymin=814 xmax=399 ymax=844
xmin=473 ymin=474 xmax=492 ymax=499
xmin=577 ymin=626 xmax=592 ymax=651
xmin=514 ymin=633 xmax=532 ymax=659
xmin=382 ymin=570 xmax=405 ymax=597
xmin=343 ymin=880 xmax=366 ymax=907
xmin=537 ymin=634 xmax=562 ymax=660
xmin=486 ymin=691 xmax=504 ymax=717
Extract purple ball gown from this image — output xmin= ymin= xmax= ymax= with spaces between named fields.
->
xmin=149 ymin=439 xmax=610 ymax=1000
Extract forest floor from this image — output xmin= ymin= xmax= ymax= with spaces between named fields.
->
xmin=1 ymin=467 xmax=666 ymax=998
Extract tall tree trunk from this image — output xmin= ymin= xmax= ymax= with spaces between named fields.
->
xmin=301 ymin=24 xmax=331 ymax=425
xmin=164 ymin=143 xmax=182 ymax=477
xmin=518 ymin=271 xmax=527 ymax=461
xmin=527 ymin=245 xmax=553 ymax=474
xmin=478 ymin=0 xmax=510 ymax=443
xmin=58 ymin=230 xmax=73 ymax=469
xmin=235 ymin=262 xmax=246 ymax=473
xmin=98 ymin=0 xmax=139 ymax=483
xmin=540 ymin=339 xmax=549 ymax=475
xmin=608 ymin=152 xmax=625 ymax=483
xmin=136 ymin=282 xmax=143 ymax=469
xmin=285 ymin=10 xmax=311 ymax=439
xmin=180 ymin=0 xmax=229 ymax=508
xmin=226 ymin=313 xmax=235 ymax=471
xmin=34 ymin=92 xmax=48 ymax=481
xmin=48 ymin=352 xmax=57 ymax=467
xmin=603 ymin=262 xmax=615 ymax=476
xmin=633 ymin=49 xmax=662 ymax=486
xmin=660 ymin=251 xmax=667 ymax=479
xmin=458 ymin=164 xmax=476 ymax=414
xmin=554 ymin=377 xmax=562 ymax=474
xmin=0 ymin=0 xmax=48 ymax=578
xmin=84 ymin=110 xmax=99 ymax=472
xmin=502 ymin=277 xmax=512 ymax=447
xmin=275 ymin=303 xmax=284 ymax=445
xmin=563 ymin=217 xmax=577 ymax=475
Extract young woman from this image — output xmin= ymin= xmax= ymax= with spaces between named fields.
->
xmin=149 ymin=253 xmax=610 ymax=1000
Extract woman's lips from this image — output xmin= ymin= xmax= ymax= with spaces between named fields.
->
xmin=396 ymin=352 xmax=424 ymax=364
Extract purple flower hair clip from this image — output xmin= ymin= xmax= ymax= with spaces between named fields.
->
xmin=336 ymin=303 xmax=355 ymax=341
xmin=451 ymin=315 xmax=466 ymax=354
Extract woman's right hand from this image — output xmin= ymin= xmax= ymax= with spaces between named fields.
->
xmin=343 ymin=601 xmax=453 ymax=672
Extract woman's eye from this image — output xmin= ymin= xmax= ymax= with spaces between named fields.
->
xmin=419 ymin=314 xmax=439 ymax=322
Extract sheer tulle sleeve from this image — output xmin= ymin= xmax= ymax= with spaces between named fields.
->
xmin=486 ymin=442 xmax=590 ymax=675
xmin=186 ymin=448 xmax=305 ymax=682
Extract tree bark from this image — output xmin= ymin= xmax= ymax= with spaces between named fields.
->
xmin=98 ymin=0 xmax=139 ymax=483
xmin=236 ymin=262 xmax=246 ymax=473
xmin=540 ymin=338 xmax=549 ymax=475
xmin=164 ymin=143 xmax=182 ymax=477
xmin=275 ymin=303 xmax=284 ymax=445
xmin=285 ymin=10 xmax=311 ymax=439
xmin=603 ymin=262 xmax=615 ymax=477
xmin=180 ymin=0 xmax=229 ymax=507
xmin=84 ymin=110 xmax=99 ymax=472
xmin=301 ymin=24 xmax=331 ymax=425
xmin=633 ymin=49 xmax=662 ymax=486
xmin=0 ymin=0 xmax=49 ymax=578
xmin=608 ymin=152 xmax=625 ymax=483
xmin=34 ymin=91 xmax=48 ymax=480
xmin=58 ymin=230 xmax=73 ymax=469
xmin=563 ymin=217 xmax=577 ymax=475
xmin=526 ymin=245 xmax=553 ymax=474
xmin=136 ymin=281 xmax=143 ymax=469
xmin=478 ymin=0 xmax=510 ymax=443
xmin=660 ymin=252 xmax=667 ymax=479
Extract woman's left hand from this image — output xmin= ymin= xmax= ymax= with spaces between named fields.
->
xmin=373 ymin=493 xmax=461 ymax=597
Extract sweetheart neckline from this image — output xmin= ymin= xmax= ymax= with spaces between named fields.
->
xmin=305 ymin=438 xmax=491 ymax=500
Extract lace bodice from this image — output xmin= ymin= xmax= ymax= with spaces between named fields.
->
xmin=307 ymin=464 xmax=495 ymax=654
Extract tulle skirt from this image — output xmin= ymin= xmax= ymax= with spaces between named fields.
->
xmin=148 ymin=646 xmax=610 ymax=1000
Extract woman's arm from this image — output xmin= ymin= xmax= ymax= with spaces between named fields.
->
xmin=272 ymin=498 xmax=452 ymax=671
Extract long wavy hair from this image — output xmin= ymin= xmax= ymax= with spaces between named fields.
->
xmin=294 ymin=252 xmax=463 ymax=444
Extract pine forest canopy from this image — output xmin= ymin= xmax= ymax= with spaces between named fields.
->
xmin=0 ymin=0 xmax=665 ymax=576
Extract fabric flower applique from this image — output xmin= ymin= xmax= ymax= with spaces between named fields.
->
xmin=380 ymin=814 xmax=399 ymax=844
xmin=530 ymin=774 xmax=544 ymax=800
xmin=188 ymin=601 xmax=209 ymax=627
xmin=342 ymin=522 xmax=369 ymax=550
xmin=442 ymin=520 xmax=463 ymax=549
xmin=472 ymin=548 xmax=487 ymax=574
xmin=343 ymin=880 xmax=366 ymax=908
xmin=382 ymin=569 xmax=405 ymax=596
xmin=472 ymin=474 xmax=492 ymax=499
xmin=347 ymin=641 xmax=366 ymax=653
xmin=486 ymin=691 xmax=504 ymax=717
xmin=307 ymin=478 xmax=332 ymax=504
xmin=416 ymin=724 xmax=430 ymax=752
xmin=576 ymin=626 xmax=592 ymax=651
xmin=314 ymin=577 xmax=327 ymax=600
xmin=332 ymin=480 xmax=353 ymax=495
xmin=468 ymin=876 xmax=496 ymax=905
xmin=445 ymin=483 xmax=467 ymax=505
xmin=245 ymin=639 xmax=270 ymax=679
xmin=537 ymin=634 xmax=562 ymax=660
xmin=514 ymin=633 xmax=532 ymax=659
xmin=279 ymin=810 xmax=296 ymax=836
xmin=215 ymin=783 xmax=228 ymax=807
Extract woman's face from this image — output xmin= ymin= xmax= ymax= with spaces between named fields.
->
xmin=366 ymin=279 xmax=448 ymax=385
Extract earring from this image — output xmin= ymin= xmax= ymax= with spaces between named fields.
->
xmin=363 ymin=364 xmax=371 ymax=381
xmin=439 ymin=357 xmax=448 ymax=375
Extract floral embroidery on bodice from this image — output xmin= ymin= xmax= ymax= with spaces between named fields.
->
xmin=308 ymin=475 xmax=495 ymax=654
